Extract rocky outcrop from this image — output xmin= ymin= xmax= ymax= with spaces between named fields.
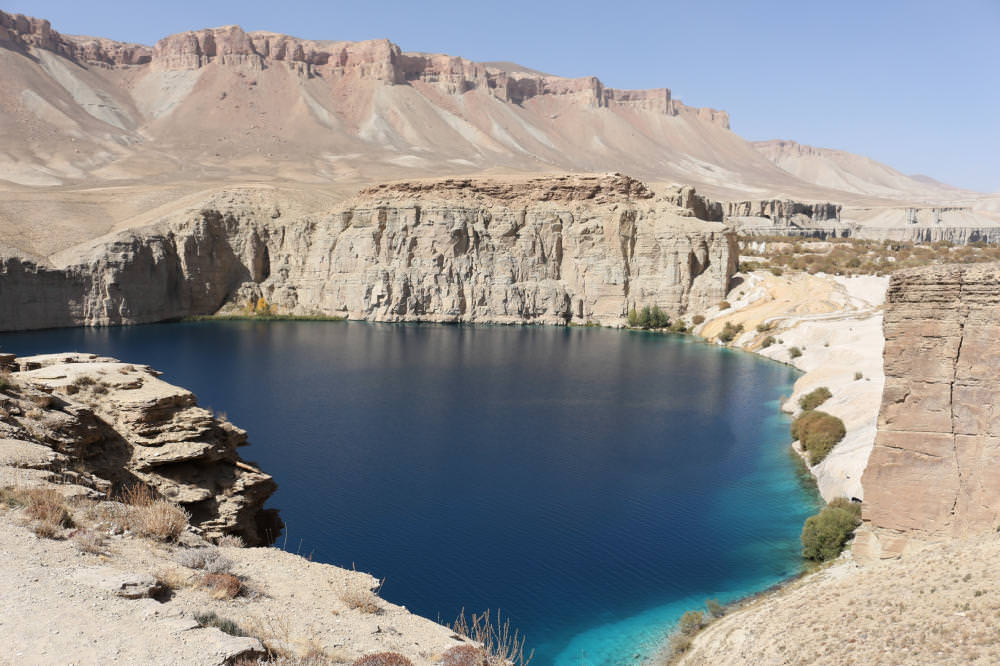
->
xmin=859 ymin=263 xmax=1000 ymax=555
xmin=3 ymin=353 xmax=280 ymax=544
xmin=0 ymin=10 xmax=151 ymax=65
xmin=0 ymin=175 xmax=737 ymax=330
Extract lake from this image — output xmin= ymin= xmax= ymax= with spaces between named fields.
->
xmin=0 ymin=321 xmax=818 ymax=664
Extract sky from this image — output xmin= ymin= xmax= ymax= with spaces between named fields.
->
xmin=8 ymin=0 xmax=999 ymax=191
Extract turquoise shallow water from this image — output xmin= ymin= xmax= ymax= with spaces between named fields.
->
xmin=0 ymin=322 xmax=819 ymax=664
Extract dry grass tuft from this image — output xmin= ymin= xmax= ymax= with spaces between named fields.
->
xmin=441 ymin=644 xmax=489 ymax=666
xmin=30 ymin=393 xmax=54 ymax=409
xmin=216 ymin=534 xmax=246 ymax=548
xmin=199 ymin=572 xmax=243 ymax=600
xmin=350 ymin=653 xmax=414 ymax=666
xmin=131 ymin=500 xmax=190 ymax=541
xmin=156 ymin=567 xmax=194 ymax=592
xmin=338 ymin=578 xmax=383 ymax=614
xmin=451 ymin=609 xmax=532 ymax=666
xmin=117 ymin=484 xmax=190 ymax=541
xmin=1 ymin=486 xmax=74 ymax=538
xmin=0 ymin=370 xmax=17 ymax=392
xmin=71 ymin=529 xmax=106 ymax=554
xmin=176 ymin=547 xmax=233 ymax=573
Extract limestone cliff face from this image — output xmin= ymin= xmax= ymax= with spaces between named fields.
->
xmin=860 ymin=263 xmax=1000 ymax=550
xmin=3 ymin=353 xmax=280 ymax=544
xmin=0 ymin=176 xmax=735 ymax=331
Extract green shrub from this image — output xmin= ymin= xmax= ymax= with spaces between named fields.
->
xmin=756 ymin=321 xmax=773 ymax=333
xmin=692 ymin=314 xmax=705 ymax=326
xmin=717 ymin=322 xmax=744 ymax=343
xmin=799 ymin=387 xmax=832 ymax=411
xmin=705 ymin=598 xmax=724 ymax=618
xmin=718 ymin=301 xmax=731 ymax=310
xmin=854 ymin=371 xmax=863 ymax=381
xmin=670 ymin=319 xmax=688 ymax=334
xmin=789 ymin=346 xmax=802 ymax=359
xmin=770 ymin=266 xmax=784 ymax=276
xmin=791 ymin=410 xmax=846 ymax=465
xmin=801 ymin=498 xmax=862 ymax=561
xmin=761 ymin=335 xmax=776 ymax=348
xmin=627 ymin=307 xmax=639 ymax=327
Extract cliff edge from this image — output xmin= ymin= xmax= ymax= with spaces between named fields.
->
xmin=857 ymin=263 xmax=1000 ymax=557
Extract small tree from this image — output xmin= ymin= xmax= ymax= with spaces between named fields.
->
xmin=627 ymin=307 xmax=639 ymax=327
xmin=637 ymin=306 xmax=652 ymax=329
xmin=649 ymin=305 xmax=669 ymax=328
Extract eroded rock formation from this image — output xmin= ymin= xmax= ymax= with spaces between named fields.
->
xmin=859 ymin=263 xmax=1000 ymax=555
xmin=0 ymin=175 xmax=737 ymax=331
xmin=2 ymin=353 xmax=280 ymax=544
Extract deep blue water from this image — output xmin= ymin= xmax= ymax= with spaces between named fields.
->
xmin=0 ymin=322 xmax=818 ymax=664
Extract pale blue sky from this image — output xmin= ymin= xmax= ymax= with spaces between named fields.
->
xmin=8 ymin=0 xmax=999 ymax=191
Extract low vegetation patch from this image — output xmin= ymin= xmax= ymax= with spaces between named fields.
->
xmin=788 ymin=346 xmax=802 ymax=359
xmin=799 ymin=386 xmax=832 ymax=411
xmin=339 ymin=578 xmax=383 ymax=614
xmin=1 ymin=486 xmax=74 ymax=538
xmin=791 ymin=410 xmax=846 ymax=465
xmin=195 ymin=611 xmax=247 ymax=637
xmin=176 ymin=547 xmax=234 ymax=573
xmin=441 ymin=644 xmax=488 ymax=666
xmin=717 ymin=321 xmax=744 ymax=343
xmin=667 ymin=599 xmax=728 ymax=657
xmin=740 ymin=235 xmax=1000 ymax=276
xmin=71 ymin=529 xmax=105 ymax=554
xmin=117 ymin=484 xmax=190 ymax=541
xmin=451 ymin=609 xmax=533 ymax=666
xmin=627 ymin=305 xmax=670 ymax=329
xmin=199 ymin=572 xmax=243 ymax=600
xmin=801 ymin=498 xmax=862 ymax=561
xmin=351 ymin=653 xmax=414 ymax=666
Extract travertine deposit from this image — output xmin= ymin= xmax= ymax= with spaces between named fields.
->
xmin=858 ymin=263 xmax=1000 ymax=556
xmin=2 ymin=352 xmax=280 ymax=544
xmin=0 ymin=175 xmax=737 ymax=331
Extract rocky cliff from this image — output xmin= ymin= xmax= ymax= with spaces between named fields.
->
xmin=1 ymin=352 xmax=280 ymax=544
xmin=0 ymin=175 xmax=736 ymax=331
xmin=858 ymin=263 xmax=1000 ymax=556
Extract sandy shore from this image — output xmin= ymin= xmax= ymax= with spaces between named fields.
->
xmin=695 ymin=270 xmax=888 ymax=501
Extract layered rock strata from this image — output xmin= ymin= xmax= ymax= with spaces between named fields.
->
xmin=2 ymin=353 xmax=280 ymax=544
xmin=859 ymin=263 xmax=1000 ymax=555
xmin=0 ymin=175 xmax=737 ymax=331
xmin=0 ymin=10 xmax=727 ymax=123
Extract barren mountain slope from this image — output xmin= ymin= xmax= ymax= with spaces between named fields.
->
xmin=753 ymin=139 xmax=977 ymax=202
xmin=0 ymin=10 xmax=934 ymax=203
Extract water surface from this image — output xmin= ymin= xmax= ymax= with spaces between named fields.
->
xmin=0 ymin=322 xmax=818 ymax=664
